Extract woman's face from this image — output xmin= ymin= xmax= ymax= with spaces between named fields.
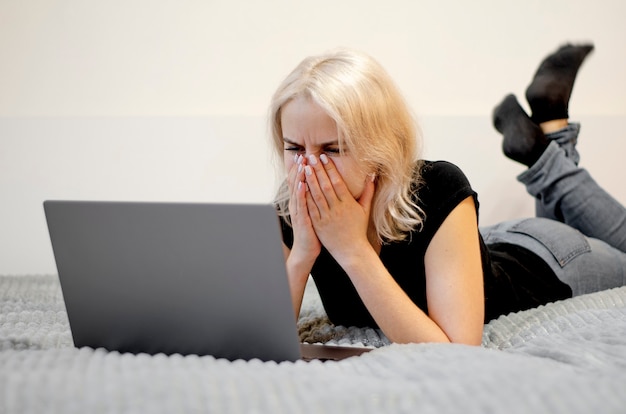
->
xmin=281 ymin=96 xmax=368 ymax=200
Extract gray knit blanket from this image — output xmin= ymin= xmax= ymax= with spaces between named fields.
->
xmin=1 ymin=274 xmax=626 ymax=413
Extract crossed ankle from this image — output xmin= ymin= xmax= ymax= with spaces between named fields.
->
xmin=540 ymin=119 xmax=569 ymax=134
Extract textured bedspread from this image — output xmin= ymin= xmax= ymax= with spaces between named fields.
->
xmin=1 ymin=275 xmax=625 ymax=413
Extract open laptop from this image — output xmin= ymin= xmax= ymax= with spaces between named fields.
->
xmin=44 ymin=200 xmax=372 ymax=362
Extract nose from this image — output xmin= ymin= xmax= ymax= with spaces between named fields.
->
xmin=304 ymin=148 xmax=323 ymax=159
xmin=290 ymin=148 xmax=321 ymax=163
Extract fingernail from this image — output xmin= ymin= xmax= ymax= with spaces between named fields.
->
xmin=297 ymin=181 xmax=302 ymax=190
xmin=294 ymin=153 xmax=299 ymax=163
xmin=297 ymin=163 xmax=303 ymax=173
xmin=297 ymin=154 xmax=303 ymax=165
xmin=308 ymin=154 xmax=318 ymax=165
xmin=320 ymin=154 xmax=329 ymax=165
xmin=305 ymin=165 xmax=312 ymax=176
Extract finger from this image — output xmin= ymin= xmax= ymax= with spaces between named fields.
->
xmin=318 ymin=153 xmax=351 ymax=201
xmin=289 ymin=155 xmax=306 ymax=199
xmin=294 ymin=156 xmax=310 ymax=205
xmin=304 ymin=162 xmax=330 ymax=213
xmin=305 ymin=187 xmax=321 ymax=222
xmin=288 ymin=159 xmax=304 ymax=213
xmin=307 ymin=154 xmax=338 ymax=206
xmin=358 ymin=175 xmax=376 ymax=214
xmin=294 ymin=180 xmax=307 ymax=219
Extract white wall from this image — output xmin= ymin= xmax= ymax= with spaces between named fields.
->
xmin=1 ymin=0 xmax=626 ymax=274
xmin=1 ymin=0 xmax=625 ymax=117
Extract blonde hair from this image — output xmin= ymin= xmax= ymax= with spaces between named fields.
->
xmin=269 ymin=48 xmax=424 ymax=242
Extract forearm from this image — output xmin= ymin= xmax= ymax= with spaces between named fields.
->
xmin=337 ymin=245 xmax=451 ymax=344
xmin=285 ymin=254 xmax=315 ymax=320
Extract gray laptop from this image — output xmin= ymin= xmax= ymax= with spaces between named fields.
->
xmin=44 ymin=201 xmax=371 ymax=362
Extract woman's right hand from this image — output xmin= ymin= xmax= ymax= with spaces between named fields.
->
xmin=287 ymin=155 xmax=322 ymax=269
xmin=283 ymin=155 xmax=321 ymax=319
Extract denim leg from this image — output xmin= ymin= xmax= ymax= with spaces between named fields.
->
xmin=547 ymin=122 xmax=581 ymax=165
xmin=480 ymin=218 xmax=626 ymax=296
xmin=518 ymin=141 xmax=626 ymax=253
xmin=534 ymin=123 xmax=581 ymax=219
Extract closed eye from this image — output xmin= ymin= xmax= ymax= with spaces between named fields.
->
xmin=283 ymin=137 xmax=303 ymax=153
xmin=324 ymin=147 xmax=341 ymax=154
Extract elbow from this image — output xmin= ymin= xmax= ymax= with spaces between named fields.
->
xmin=386 ymin=326 xmax=483 ymax=346
xmin=386 ymin=330 xmax=452 ymax=345
xmin=447 ymin=329 xmax=484 ymax=346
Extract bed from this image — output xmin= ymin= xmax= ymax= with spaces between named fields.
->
xmin=1 ymin=274 xmax=625 ymax=413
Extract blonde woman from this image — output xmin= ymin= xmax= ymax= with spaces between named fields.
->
xmin=269 ymin=44 xmax=626 ymax=345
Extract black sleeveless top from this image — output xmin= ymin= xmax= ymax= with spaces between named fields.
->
xmin=280 ymin=160 xmax=572 ymax=326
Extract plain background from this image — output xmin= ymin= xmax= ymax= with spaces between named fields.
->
xmin=1 ymin=0 xmax=625 ymax=274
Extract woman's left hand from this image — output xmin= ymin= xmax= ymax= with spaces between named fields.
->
xmin=303 ymin=154 xmax=376 ymax=263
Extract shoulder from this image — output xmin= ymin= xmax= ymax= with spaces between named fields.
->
xmin=415 ymin=160 xmax=475 ymax=209
xmin=413 ymin=160 xmax=478 ymax=239
xmin=418 ymin=160 xmax=472 ymax=190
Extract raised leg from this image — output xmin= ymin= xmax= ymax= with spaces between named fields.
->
xmin=519 ymin=141 xmax=626 ymax=253
xmin=493 ymin=42 xmax=626 ymax=252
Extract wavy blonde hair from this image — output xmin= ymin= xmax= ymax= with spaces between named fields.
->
xmin=269 ymin=48 xmax=424 ymax=243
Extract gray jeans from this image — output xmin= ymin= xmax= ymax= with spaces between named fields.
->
xmin=480 ymin=124 xmax=626 ymax=296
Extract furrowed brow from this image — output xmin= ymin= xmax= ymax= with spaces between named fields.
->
xmin=282 ymin=137 xmax=340 ymax=147
xmin=282 ymin=137 xmax=301 ymax=145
